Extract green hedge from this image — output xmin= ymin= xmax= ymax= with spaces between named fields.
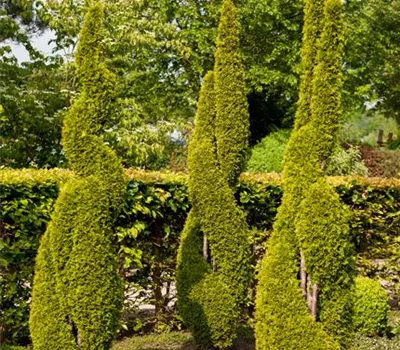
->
xmin=0 ymin=169 xmax=399 ymax=345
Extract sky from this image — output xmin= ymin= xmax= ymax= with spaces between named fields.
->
xmin=3 ymin=30 xmax=58 ymax=62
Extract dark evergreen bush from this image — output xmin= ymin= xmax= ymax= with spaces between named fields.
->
xmin=29 ymin=4 xmax=125 ymax=349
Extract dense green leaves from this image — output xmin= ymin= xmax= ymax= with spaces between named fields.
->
xmin=176 ymin=2 xmax=252 ymax=348
xmin=1 ymin=0 xmax=398 ymax=170
xmin=297 ymin=179 xmax=355 ymax=348
xmin=255 ymin=0 xmax=355 ymax=348
xmin=0 ymin=59 xmax=71 ymax=168
xmin=353 ymin=276 xmax=390 ymax=336
xmin=345 ymin=0 xmax=400 ymax=125
xmin=29 ymin=5 xmax=126 ymax=349
xmin=0 ymin=169 xmax=399 ymax=345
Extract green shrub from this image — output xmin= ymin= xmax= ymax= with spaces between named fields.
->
xmin=1 ymin=169 xmax=399 ymax=345
xmin=214 ymin=0 xmax=250 ymax=186
xmin=29 ymin=4 xmax=125 ymax=349
xmin=247 ymin=129 xmax=291 ymax=173
xmin=248 ymin=132 xmax=368 ymax=176
xmin=352 ymin=333 xmax=400 ymax=350
xmin=176 ymin=74 xmax=214 ymax=348
xmin=353 ymin=277 xmax=389 ymax=336
xmin=293 ymin=0 xmax=325 ymax=130
xmin=255 ymin=232 xmax=339 ymax=350
xmin=327 ymin=146 xmax=369 ymax=176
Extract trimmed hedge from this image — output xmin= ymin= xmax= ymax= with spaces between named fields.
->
xmin=0 ymin=169 xmax=399 ymax=345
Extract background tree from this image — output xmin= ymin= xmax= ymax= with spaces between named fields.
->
xmin=345 ymin=0 xmax=400 ymax=128
xmin=1 ymin=0 xmax=398 ymax=168
xmin=0 ymin=0 xmax=73 ymax=168
xmin=0 ymin=59 xmax=71 ymax=168
xmin=37 ymin=0 xmax=303 ymax=145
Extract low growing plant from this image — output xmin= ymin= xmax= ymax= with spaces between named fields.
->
xmin=353 ymin=276 xmax=389 ymax=336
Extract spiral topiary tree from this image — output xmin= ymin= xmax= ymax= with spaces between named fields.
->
xmin=29 ymin=3 xmax=125 ymax=350
xmin=255 ymin=0 xmax=354 ymax=349
xmin=296 ymin=179 xmax=354 ymax=348
xmin=176 ymin=73 xmax=215 ymax=347
xmin=293 ymin=0 xmax=325 ymax=130
xmin=297 ymin=1 xmax=355 ymax=347
xmin=214 ymin=0 xmax=250 ymax=185
xmin=176 ymin=1 xmax=251 ymax=348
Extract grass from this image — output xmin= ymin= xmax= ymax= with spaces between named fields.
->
xmin=0 ymin=334 xmax=195 ymax=350
xmin=113 ymin=331 xmax=400 ymax=350
xmin=3 ymin=312 xmax=400 ymax=350
xmin=3 ymin=333 xmax=400 ymax=350
xmin=113 ymin=331 xmax=195 ymax=350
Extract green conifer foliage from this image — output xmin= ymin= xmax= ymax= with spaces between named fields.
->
xmin=255 ymin=0 xmax=354 ymax=348
xmin=293 ymin=0 xmax=325 ymax=130
xmin=296 ymin=179 xmax=355 ymax=348
xmin=176 ymin=73 xmax=215 ymax=347
xmin=255 ymin=128 xmax=336 ymax=350
xmin=297 ymin=2 xmax=354 ymax=346
xmin=214 ymin=0 xmax=250 ymax=185
xmin=176 ymin=2 xmax=251 ymax=348
xmin=255 ymin=1 xmax=326 ymax=345
xmin=29 ymin=4 xmax=125 ymax=350
xmin=309 ymin=0 xmax=345 ymax=164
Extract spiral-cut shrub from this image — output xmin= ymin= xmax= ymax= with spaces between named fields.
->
xmin=176 ymin=1 xmax=251 ymax=348
xmin=214 ymin=0 xmax=250 ymax=185
xmin=255 ymin=0 xmax=354 ymax=349
xmin=353 ymin=277 xmax=389 ymax=336
xmin=176 ymin=74 xmax=214 ymax=347
xmin=297 ymin=179 xmax=354 ymax=348
xmin=293 ymin=0 xmax=325 ymax=130
xmin=29 ymin=4 xmax=125 ymax=350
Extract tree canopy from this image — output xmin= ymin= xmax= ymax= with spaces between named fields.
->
xmin=1 ymin=0 xmax=398 ymax=169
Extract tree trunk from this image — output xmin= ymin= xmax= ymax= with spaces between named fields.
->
xmin=311 ymin=284 xmax=318 ymax=318
xmin=203 ymin=234 xmax=209 ymax=261
xmin=153 ymin=245 xmax=164 ymax=319
xmin=300 ymin=251 xmax=307 ymax=298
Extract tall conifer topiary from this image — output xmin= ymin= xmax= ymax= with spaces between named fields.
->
xmin=293 ymin=0 xmax=325 ymax=130
xmin=296 ymin=0 xmax=355 ymax=347
xmin=176 ymin=72 xmax=215 ymax=347
xmin=214 ymin=0 xmax=250 ymax=185
xmin=29 ymin=3 xmax=125 ymax=349
xmin=255 ymin=0 xmax=354 ymax=348
xmin=176 ymin=1 xmax=251 ymax=348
